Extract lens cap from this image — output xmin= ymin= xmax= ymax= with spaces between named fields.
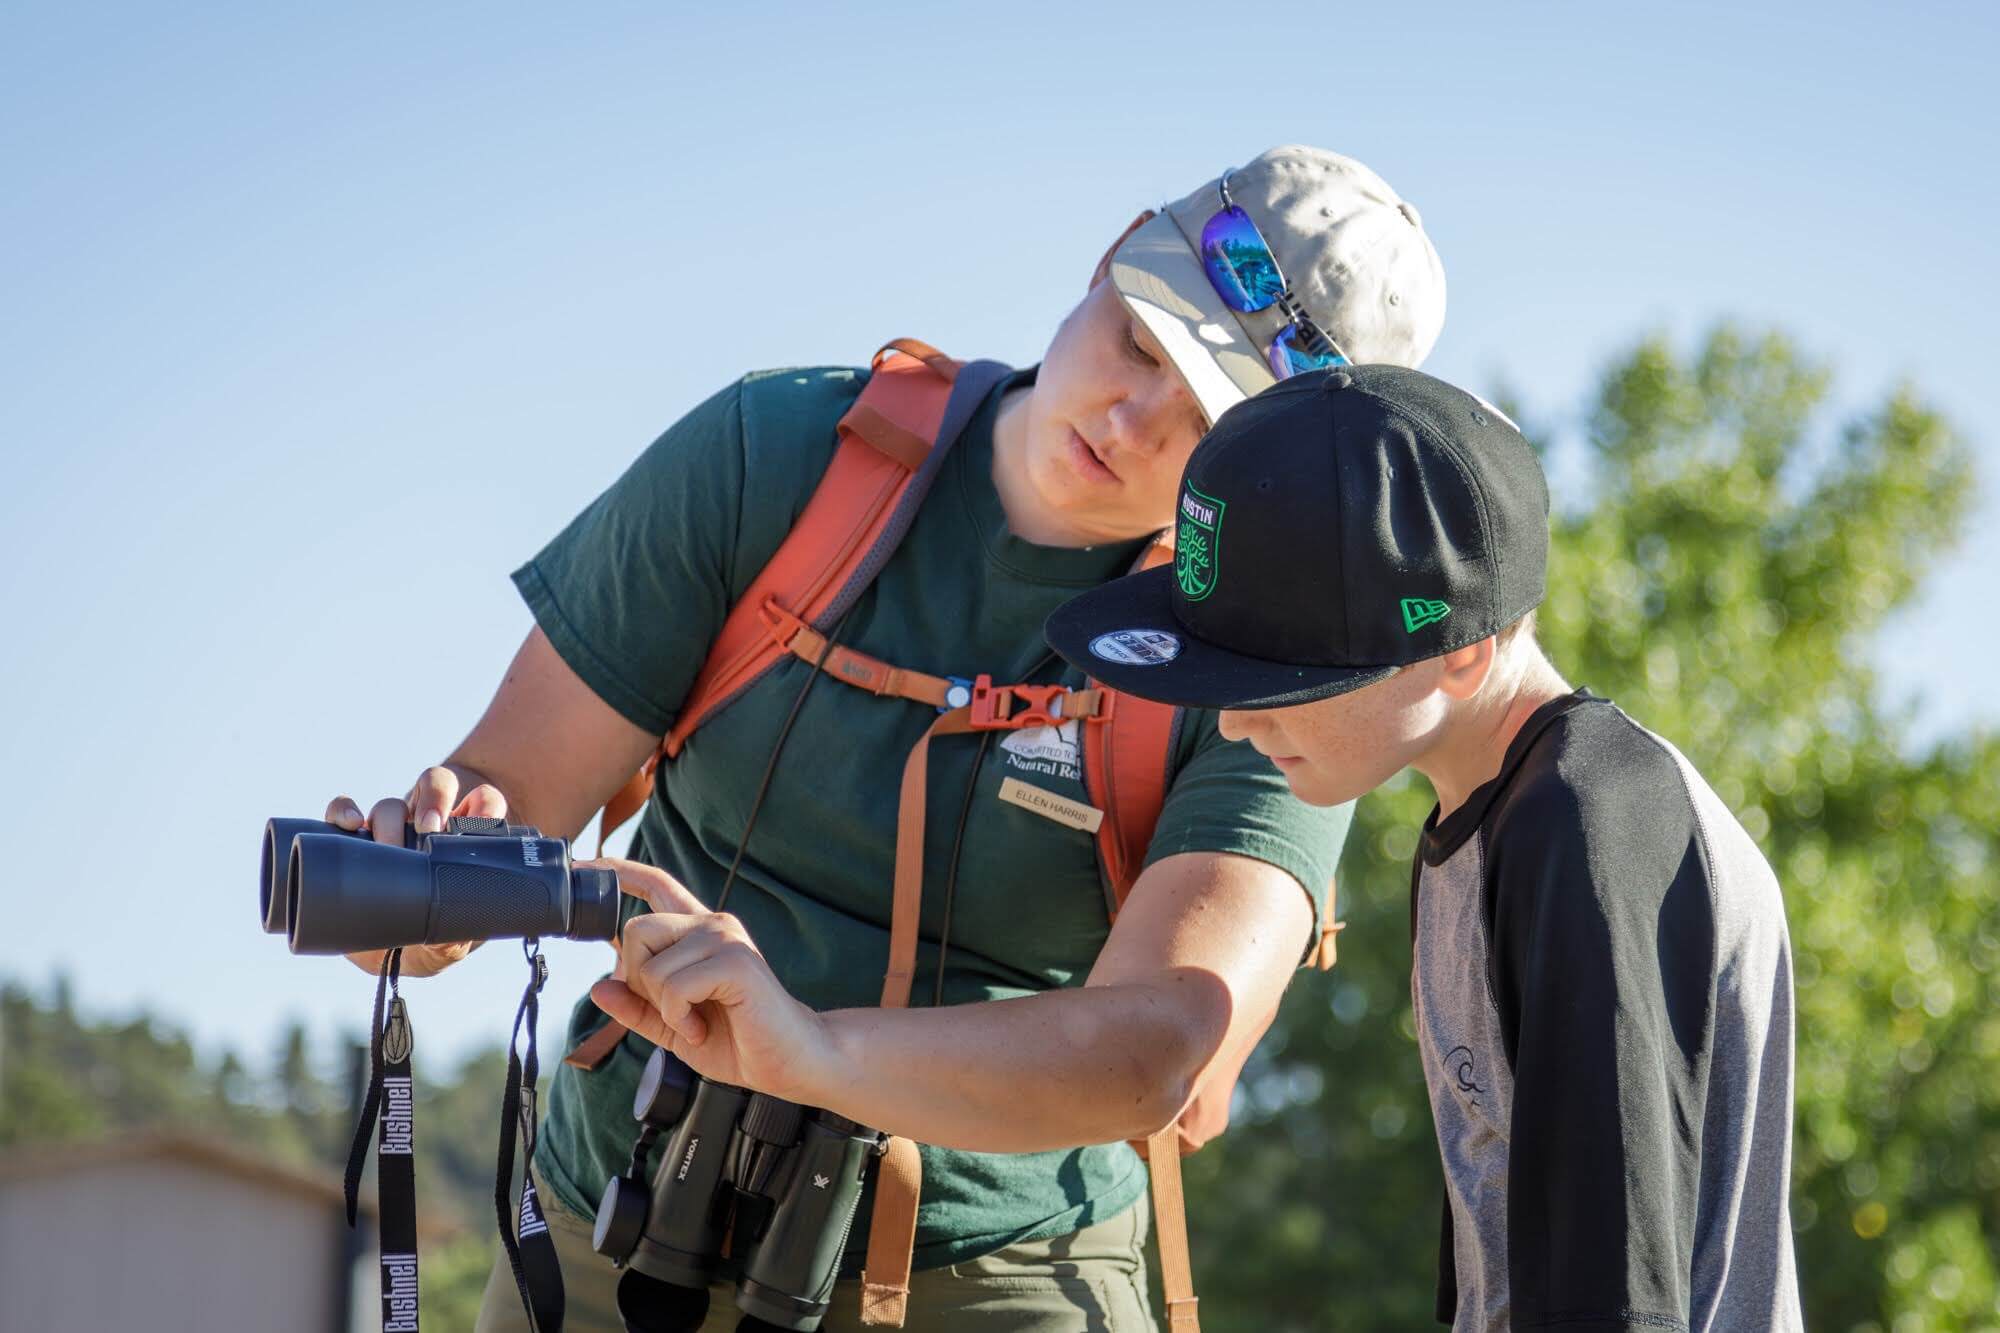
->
xmin=633 ymin=1047 xmax=695 ymax=1127
xmin=592 ymin=1174 xmax=649 ymax=1261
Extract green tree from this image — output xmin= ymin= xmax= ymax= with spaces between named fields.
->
xmin=1187 ymin=326 xmax=1999 ymax=1332
xmin=212 ymin=1050 xmax=250 ymax=1107
xmin=0 ymin=984 xmax=105 ymax=1144
xmin=275 ymin=1020 xmax=320 ymax=1116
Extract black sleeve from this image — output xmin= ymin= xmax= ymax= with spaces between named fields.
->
xmin=1485 ymin=757 xmax=1718 ymax=1331
xmin=1436 ymin=1191 xmax=1458 ymax=1326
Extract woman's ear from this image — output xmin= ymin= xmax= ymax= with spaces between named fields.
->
xmin=1089 ymin=210 xmax=1156 ymax=290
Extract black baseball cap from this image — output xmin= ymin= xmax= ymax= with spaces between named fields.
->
xmin=1045 ymin=364 xmax=1550 ymax=710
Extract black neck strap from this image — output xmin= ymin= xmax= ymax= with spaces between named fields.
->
xmin=340 ymin=944 xmax=567 ymax=1333
xmin=500 ymin=939 xmax=565 ymax=1332
xmin=344 ymin=950 xmax=422 ymax=1332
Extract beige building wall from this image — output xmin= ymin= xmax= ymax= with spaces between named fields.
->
xmin=0 ymin=1148 xmax=374 ymax=1333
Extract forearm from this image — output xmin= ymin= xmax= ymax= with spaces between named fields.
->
xmin=434 ymin=758 xmax=496 ymax=797
xmin=443 ymin=627 xmax=661 ymax=841
xmin=803 ymin=975 xmax=1225 ymax=1153
xmin=596 ymin=854 xmax=1298 ymax=1154
xmin=432 ymin=753 xmax=536 ymax=824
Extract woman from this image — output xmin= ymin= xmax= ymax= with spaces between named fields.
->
xmin=327 ymin=145 xmax=1445 ymax=1332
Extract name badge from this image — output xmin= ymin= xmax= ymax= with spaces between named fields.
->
xmin=997 ymin=777 xmax=1103 ymax=833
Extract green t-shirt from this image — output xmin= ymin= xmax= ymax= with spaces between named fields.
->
xmin=514 ymin=364 xmax=1351 ymax=1270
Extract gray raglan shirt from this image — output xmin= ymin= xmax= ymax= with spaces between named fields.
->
xmin=1412 ymin=690 xmax=1802 ymax=1331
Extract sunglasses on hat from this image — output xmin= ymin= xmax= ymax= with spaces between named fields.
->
xmin=1199 ymin=173 xmax=1351 ymax=380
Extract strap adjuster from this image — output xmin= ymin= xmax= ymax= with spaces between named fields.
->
xmin=968 ymin=676 xmax=1069 ymax=730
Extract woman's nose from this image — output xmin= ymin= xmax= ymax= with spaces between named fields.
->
xmin=1108 ymin=386 xmax=1197 ymax=459
xmin=1104 ymin=397 xmax=1161 ymax=458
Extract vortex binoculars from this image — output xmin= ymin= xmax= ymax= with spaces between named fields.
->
xmin=594 ymin=1048 xmax=883 ymax=1332
xmin=259 ymin=815 xmax=621 ymax=955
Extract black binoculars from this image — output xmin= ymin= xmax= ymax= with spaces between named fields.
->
xmin=260 ymin=815 xmax=621 ymax=955
xmin=593 ymin=1048 xmax=883 ymax=1332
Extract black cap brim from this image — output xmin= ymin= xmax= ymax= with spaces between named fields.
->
xmin=1045 ymin=567 xmax=1399 ymax=711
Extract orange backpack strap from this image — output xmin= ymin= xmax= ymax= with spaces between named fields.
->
xmin=1061 ymin=542 xmax=1207 ymax=1329
xmin=1082 ymin=687 xmax=1178 ymax=912
xmin=1081 ymin=539 xmax=1179 ymax=913
xmin=1306 ymin=876 xmax=1342 ymax=969
xmin=664 ymin=339 xmax=970 ymax=760
xmin=858 ymin=1134 xmax=925 ymax=1326
xmin=1147 ymin=1123 xmax=1202 ymax=1330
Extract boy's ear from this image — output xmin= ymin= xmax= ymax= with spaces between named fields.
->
xmin=1089 ymin=210 xmax=1156 ymax=290
xmin=1435 ymin=637 xmax=1498 ymax=702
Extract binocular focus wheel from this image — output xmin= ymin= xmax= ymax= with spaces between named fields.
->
xmin=594 ymin=1174 xmax=650 ymax=1261
xmin=446 ymin=815 xmax=512 ymax=835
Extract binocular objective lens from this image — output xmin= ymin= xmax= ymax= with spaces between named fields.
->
xmin=615 ymin=1267 xmax=711 ymax=1333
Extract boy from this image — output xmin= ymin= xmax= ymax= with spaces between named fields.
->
xmin=1047 ymin=365 xmax=1803 ymax=1331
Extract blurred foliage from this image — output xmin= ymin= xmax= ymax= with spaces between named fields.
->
xmin=0 ymin=977 xmax=522 ymax=1328
xmin=1188 ymin=326 xmax=1999 ymax=1332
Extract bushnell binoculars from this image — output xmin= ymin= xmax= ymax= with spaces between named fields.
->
xmin=260 ymin=815 xmax=621 ymax=954
xmin=594 ymin=1047 xmax=883 ymax=1332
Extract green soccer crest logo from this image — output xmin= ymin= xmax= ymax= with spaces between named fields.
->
xmin=1175 ymin=483 xmax=1225 ymax=601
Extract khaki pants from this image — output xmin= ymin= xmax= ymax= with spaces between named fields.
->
xmin=474 ymin=1173 xmax=1156 ymax=1332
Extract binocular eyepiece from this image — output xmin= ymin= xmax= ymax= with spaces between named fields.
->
xmin=260 ymin=816 xmax=621 ymax=954
xmin=595 ymin=1048 xmax=882 ymax=1333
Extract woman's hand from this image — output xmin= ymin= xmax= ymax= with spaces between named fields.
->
xmin=325 ymin=765 xmax=508 ymax=979
xmin=588 ymin=859 xmax=829 ymax=1102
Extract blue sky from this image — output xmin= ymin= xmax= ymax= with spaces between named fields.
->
xmin=4 ymin=2 xmax=1993 ymax=1073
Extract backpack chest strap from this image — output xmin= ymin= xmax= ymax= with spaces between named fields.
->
xmin=763 ymin=598 xmax=1111 ymax=729
xmin=874 ymin=688 xmax=1108 ymax=1007
xmin=755 ymin=611 xmax=1113 ymax=1011
xmin=760 ymin=600 xmax=957 ymax=709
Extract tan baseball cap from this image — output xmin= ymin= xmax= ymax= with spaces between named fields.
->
xmin=1109 ymin=145 xmax=1446 ymax=423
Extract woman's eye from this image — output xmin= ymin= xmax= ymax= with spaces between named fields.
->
xmin=1123 ymin=323 xmax=1160 ymax=368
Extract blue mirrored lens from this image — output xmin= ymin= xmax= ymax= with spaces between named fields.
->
xmin=1199 ymin=206 xmax=1285 ymax=313
xmin=1268 ymin=324 xmax=1350 ymax=379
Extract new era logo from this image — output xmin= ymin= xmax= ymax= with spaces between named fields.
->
xmin=1401 ymin=598 xmax=1450 ymax=632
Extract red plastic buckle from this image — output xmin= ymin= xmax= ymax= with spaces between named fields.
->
xmin=968 ymin=676 xmax=1068 ymax=730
